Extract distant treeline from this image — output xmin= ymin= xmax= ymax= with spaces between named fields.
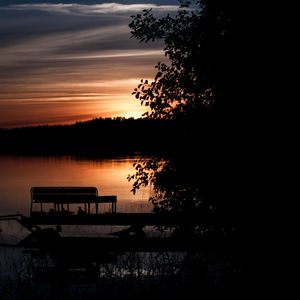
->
xmin=0 ymin=117 xmax=182 ymax=156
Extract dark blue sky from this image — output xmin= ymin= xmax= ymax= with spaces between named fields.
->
xmin=0 ymin=1 xmax=180 ymax=127
xmin=0 ymin=1 xmax=178 ymax=5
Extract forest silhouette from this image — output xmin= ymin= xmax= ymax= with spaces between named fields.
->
xmin=0 ymin=117 xmax=178 ymax=155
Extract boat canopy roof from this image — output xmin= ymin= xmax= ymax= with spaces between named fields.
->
xmin=31 ymin=186 xmax=99 ymax=204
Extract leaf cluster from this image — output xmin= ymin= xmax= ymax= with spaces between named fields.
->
xmin=128 ymin=1 xmax=236 ymax=218
xmin=129 ymin=0 xmax=233 ymax=120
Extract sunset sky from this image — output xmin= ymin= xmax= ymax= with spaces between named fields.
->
xmin=0 ymin=1 xmax=179 ymax=128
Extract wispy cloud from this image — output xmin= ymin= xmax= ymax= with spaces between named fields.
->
xmin=4 ymin=3 xmax=179 ymax=16
xmin=58 ymin=49 xmax=164 ymax=60
xmin=0 ymin=2 xmax=172 ymax=127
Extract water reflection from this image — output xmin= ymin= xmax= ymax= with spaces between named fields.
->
xmin=0 ymin=156 xmax=242 ymax=299
xmin=0 ymin=155 xmax=152 ymax=215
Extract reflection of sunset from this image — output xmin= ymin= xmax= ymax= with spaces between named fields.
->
xmin=0 ymin=156 xmax=152 ymax=215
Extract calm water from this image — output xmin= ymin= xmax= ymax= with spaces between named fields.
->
xmin=0 ymin=158 xmax=238 ymax=299
xmin=0 ymin=155 xmax=178 ymax=292
xmin=0 ymin=155 xmax=152 ymax=216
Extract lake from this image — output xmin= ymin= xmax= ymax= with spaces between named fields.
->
xmin=0 ymin=155 xmax=152 ymax=216
xmin=0 ymin=154 xmax=155 ymax=248
xmin=0 ymin=155 xmax=183 ymax=296
xmin=0 ymin=156 xmax=238 ymax=299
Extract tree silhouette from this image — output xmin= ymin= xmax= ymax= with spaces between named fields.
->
xmin=129 ymin=0 xmax=234 ymax=120
xmin=128 ymin=0 xmax=238 ymax=222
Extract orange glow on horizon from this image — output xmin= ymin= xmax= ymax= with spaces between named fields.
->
xmin=0 ymin=2 xmax=169 ymax=129
xmin=0 ymin=79 xmax=150 ymax=128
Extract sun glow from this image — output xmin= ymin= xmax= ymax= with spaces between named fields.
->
xmin=0 ymin=77 xmax=151 ymax=127
xmin=0 ymin=1 xmax=168 ymax=128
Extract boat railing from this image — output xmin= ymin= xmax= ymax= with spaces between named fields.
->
xmin=30 ymin=186 xmax=117 ymax=216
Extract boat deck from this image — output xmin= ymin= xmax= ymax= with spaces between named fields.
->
xmin=21 ymin=212 xmax=215 ymax=226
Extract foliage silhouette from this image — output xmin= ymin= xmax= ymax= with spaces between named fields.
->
xmin=0 ymin=117 xmax=176 ymax=155
xmin=128 ymin=3 xmax=244 ymax=296
xmin=128 ymin=0 xmax=239 ymax=225
xmin=129 ymin=0 xmax=234 ymax=120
